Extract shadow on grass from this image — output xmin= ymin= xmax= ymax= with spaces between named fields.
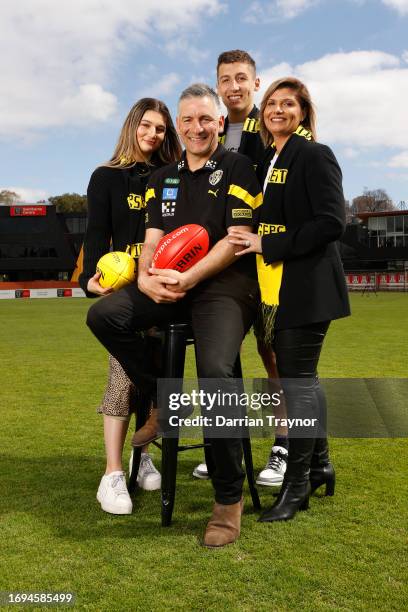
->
xmin=0 ymin=453 xmax=265 ymax=544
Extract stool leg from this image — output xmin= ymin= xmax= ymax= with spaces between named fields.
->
xmin=128 ymin=446 xmax=142 ymax=494
xmin=128 ymin=393 xmax=150 ymax=494
xmin=161 ymin=436 xmax=179 ymax=526
xmin=160 ymin=324 xmax=188 ymax=526
xmin=243 ymin=436 xmax=261 ymax=511
xmin=203 ymin=439 xmax=215 ymax=478
xmin=234 ymin=356 xmax=261 ymax=510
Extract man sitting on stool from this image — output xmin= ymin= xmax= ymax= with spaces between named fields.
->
xmin=87 ymin=84 xmax=261 ymax=547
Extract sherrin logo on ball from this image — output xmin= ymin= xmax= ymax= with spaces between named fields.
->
xmin=152 ymin=224 xmax=209 ymax=272
xmin=96 ymin=251 xmax=136 ymax=291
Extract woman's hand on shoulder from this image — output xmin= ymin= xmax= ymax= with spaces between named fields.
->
xmin=228 ymin=229 xmax=262 ymax=255
xmin=87 ymin=272 xmax=113 ymax=296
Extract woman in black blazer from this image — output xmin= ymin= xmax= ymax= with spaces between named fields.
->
xmin=229 ymin=77 xmax=350 ymax=522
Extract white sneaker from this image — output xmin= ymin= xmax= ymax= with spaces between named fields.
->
xmin=96 ymin=470 xmax=133 ymax=514
xmin=192 ymin=462 xmax=209 ymax=480
xmin=256 ymin=446 xmax=288 ymax=486
xmin=136 ymin=453 xmax=161 ymax=491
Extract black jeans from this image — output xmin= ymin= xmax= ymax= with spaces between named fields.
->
xmin=87 ymin=271 xmax=259 ymax=504
xmin=273 ymin=321 xmax=330 ymax=479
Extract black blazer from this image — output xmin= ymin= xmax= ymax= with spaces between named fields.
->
xmin=260 ymin=140 xmax=350 ymax=329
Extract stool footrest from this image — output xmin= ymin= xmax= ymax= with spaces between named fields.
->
xmin=177 ymin=443 xmax=210 ymax=452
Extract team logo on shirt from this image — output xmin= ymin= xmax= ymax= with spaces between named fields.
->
xmin=267 ymin=168 xmax=288 ymax=184
xmin=162 ymin=201 xmax=176 ymax=217
xmin=209 ymin=170 xmax=223 ymax=186
xmin=127 ymin=193 xmax=145 ymax=209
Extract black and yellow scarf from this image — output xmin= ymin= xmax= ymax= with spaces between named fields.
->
xmin=257 ymin=125 xmax=313 ymax=345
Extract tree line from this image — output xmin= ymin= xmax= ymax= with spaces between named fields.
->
xmin=0 ymin=190 xmax=87 ymax=212
xmin=0 ymin=187 xmax=406 ymax=215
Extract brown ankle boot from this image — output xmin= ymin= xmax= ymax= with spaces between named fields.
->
xmin=131 ymin=408 xmax=160 ymax=447
xmin=203 ymin=499 xmax=242 ymax=548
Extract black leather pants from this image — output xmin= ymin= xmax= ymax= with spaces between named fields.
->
xmin=273 ymin=321 xmax=330 ymax=480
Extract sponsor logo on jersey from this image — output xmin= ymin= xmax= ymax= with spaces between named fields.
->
xmin=162 ymin=187 xmax=178 ymax=199
xmin=127 ymin=193 xmax=145 ymax=209
xmin=258 ymin=222 xmax=286 ymax=235
xmin=162 ymin=201 xmax=176 ymax=217
xmin=208 ymin=188 xmax=219 ymax=198
xmin=232 ymin=208 xmax=252 ymax=219
xmin=267 ymin=168 xmax=288 ymax=184
xmin=209 ymin=169 xmax=223 ymax=186
xmin=164 ymin=177 xmax=180 ymax=185
xmin=204 ymin=159 xmax=217 ymax=170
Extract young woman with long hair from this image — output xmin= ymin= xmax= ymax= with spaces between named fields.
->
xmin=79 ymin=98 xmax=181 ymax=514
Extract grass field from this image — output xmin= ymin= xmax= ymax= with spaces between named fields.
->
xmin=0 ymin=293 xmax=407 ymax=611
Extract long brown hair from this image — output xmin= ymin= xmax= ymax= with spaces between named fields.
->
xmin=104 ymin=98 xmax=181 ymax=168
xmin=260 ymin=77 xmax=317 ymax=146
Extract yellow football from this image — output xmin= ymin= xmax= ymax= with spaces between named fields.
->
xmin=96 ymin=251 xmax=136 ymax=291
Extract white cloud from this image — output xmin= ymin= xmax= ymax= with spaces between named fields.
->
xmin=382 ymin=0 xmax=408 ymax=15
xmin=0 ymin=0 xmax=224 ymax=140
xmin=343 ymin=148 xmax=360 ymax=159
xmin=257 ymin=51 xmax=408 ymax=149
xmin=1 ymin=187 xmax=49 ymax=203
xmin=139 ymin=73 xmax=181 ymax=99
xmin=244 ymin=0 xmax=408 ymax=22
xmin=388 ymin=151 xmax=408 ymax=167
xmin=60 ymin=85 xmax=117 ymax=124
xmin=244 ymin=0 xmax=320 ymax=23
xmin=163 ymin=39 xmax=210 ymax=65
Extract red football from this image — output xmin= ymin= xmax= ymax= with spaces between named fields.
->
xmin=152 ymin=224 xmax=209 ymax=272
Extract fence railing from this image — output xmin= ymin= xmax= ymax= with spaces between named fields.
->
xmin=346 ymin=272 xmax=408 ymax=292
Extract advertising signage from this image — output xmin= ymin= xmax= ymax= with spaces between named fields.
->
xmin=10 ymin=205 xmax=47 ymax=217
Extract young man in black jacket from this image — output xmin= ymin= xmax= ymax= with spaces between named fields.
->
xmin=192 ymin=50 xmax=290 ymax=487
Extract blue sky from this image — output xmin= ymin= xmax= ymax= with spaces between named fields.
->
xmin=1 ymin=0 xmax=408 ymax=206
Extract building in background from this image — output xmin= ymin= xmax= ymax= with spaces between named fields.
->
xmin=340 ymin=210 xmax=408 ymax=291
xmin=1 ymin=204 xmax=407 ymax=290
xmin=0 ymin=203 xmax=86 ymax=282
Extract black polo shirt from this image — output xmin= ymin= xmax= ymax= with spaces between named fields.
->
xmin=145 ymin=145 xmax=262 ymax=281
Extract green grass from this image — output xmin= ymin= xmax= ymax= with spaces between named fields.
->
xmin=0 ymin=294 xmax=407 ymax=611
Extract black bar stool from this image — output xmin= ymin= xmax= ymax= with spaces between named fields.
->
xmin=129 ymin=322 xmax=261 ymax=526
